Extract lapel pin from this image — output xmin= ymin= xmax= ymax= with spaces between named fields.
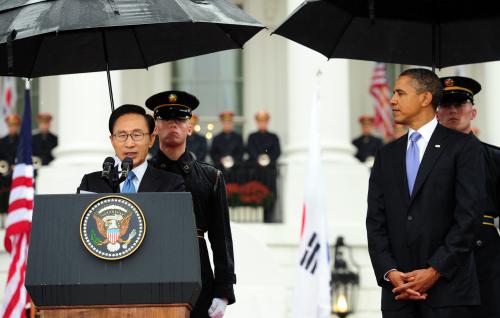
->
xmin=435 ymin=144 xmax=441 ymax=148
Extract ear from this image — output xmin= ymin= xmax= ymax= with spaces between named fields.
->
xmin=188 ymin=121 xmax=193 ymax=136
xmin=148 ymin=133 xmax=156 ymax=149
xmin=471 ymin=107 xmax=477 ymax=120
xmin=420 ymin=92 xmax=433 ymax=108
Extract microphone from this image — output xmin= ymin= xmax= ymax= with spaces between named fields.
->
xmin=101 ymin=157 xmax=115 ymax=179
xmin=120 ymin=157 xmax=133 ymax=179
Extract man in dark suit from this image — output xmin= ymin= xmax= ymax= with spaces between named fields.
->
xmin=146 ymin=91 xmax=236 ymax=318
xmin=436 ymin=76 xmax=500 ymax=318
xmin=78 ymin=104 xmax=184 ymax=193
xmin=352 ymin=115 xmax=384 ymax=163
xmin=366 ymin=68 xmax=485 ymax=318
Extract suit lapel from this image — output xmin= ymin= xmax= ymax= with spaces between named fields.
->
xmin=394 ymin=134 xmax=411 ymax=205
xmin=137 ymin=166 xmax=161 ymax=192
xmin=409 ymin=124 xmax=449 ymax=204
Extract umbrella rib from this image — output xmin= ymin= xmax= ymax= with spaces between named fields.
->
xmin=326 ymin=14 xmax=355 ymax=60
xmin=132 ymin=28 xmax=148 ymax=70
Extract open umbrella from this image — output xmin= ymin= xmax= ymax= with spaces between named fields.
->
xmin=273 ymin=0 xmax=500 ymax=69
xmin=0 ymin=0 xmax=264 ymax=109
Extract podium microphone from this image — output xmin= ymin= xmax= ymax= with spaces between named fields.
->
xmin=101 ymin=157 xmax=115 ymax=179
xmin=120 ymin=157 xmax=133 ymax=179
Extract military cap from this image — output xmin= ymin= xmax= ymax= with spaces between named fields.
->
xmin=145 ymin=90 xmax=199 ymax=120
xmin=255 ymin=110 xmax=270 ymax=121
xmin=219 ymin=111 xmax=234 ymax=122
xmin=5 ymin=114 xmax=20 ymax=126
xmin=358 ymin=115 xmax=374 ymax=125
xmin=440 ymin=76 xmax=481 ymax=104
xmin=36 ymin=112 xmax=53 ymax=123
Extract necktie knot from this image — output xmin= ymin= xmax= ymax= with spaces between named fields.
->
xmin=410 ymin=132 xmax=422 ymax=143
xmin=126 ymin=170 xmax=135 ymax=181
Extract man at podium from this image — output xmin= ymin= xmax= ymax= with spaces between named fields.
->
xmin=78 ymin=104 xmax=185 ymax=193
xmin=147 ymin=91 xmax=236 ymax=318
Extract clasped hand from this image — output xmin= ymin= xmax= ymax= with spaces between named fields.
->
xmin=387 ymin=267 xmax=440 ymax=301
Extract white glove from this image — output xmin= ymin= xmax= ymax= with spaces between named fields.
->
xmin=208 ymin=297 xmax=228 ymax=318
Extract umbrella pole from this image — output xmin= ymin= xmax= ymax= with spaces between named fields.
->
xmin=101 ymin=30 xmax=115 ymax=111
xmin=106 ymin=65 xmax=115 ymax=112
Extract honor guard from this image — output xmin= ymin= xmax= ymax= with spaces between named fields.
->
xmin=210 ymin=112 xmax=244 ymax=170
xmin=437 ymin=76 xmax=500 ymax=318
xmin=187 ymin=114 xmax=208 ymax=161
xmin=0 ymin=114 xmax=21 ymax=167
xmin=146 ymin=91 xmax=236 ymax=318
xmin=247 ymin=111 xmax=281 ymax=166
xmin=32 ymin=113 xmax=58 ymax=166
xmin=352 ymin=115 xmax=383 ymax=163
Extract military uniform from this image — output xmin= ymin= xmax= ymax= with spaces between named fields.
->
xmin=474 ymin=141 xmax=500 ymax=318
xmin=187 ymin=133 xmax=208 ymax=161
xmin=438 ymin=76 xmax=500 ymax=318
xmin=247 ymin=131 xmax=281 ymax=164
xmin=210 ymin=131 xmax=244 ymax=169
xmin=0 ymin=134 xmax=19 ymax=166
xmin=146 ymin=90 xmax=236 ymax=318
xmin=32 ymin=132 xmax=58 ymax=165
xmin=352 ymin=134 xmax=383 ymax=162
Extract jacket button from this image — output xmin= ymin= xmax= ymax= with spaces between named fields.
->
xmin=407 ymin=215 xmax=413 ymax=221
xmin=184 ymin=164 xmax=189 ymax=170
xmin=476 ymin=240 xmax=483 ymax=247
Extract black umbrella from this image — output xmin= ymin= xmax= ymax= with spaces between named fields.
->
xmin=0 ymin=0 xmax=264 ymax=110
xmin=274 ymin=0 xmax=500 ymax=69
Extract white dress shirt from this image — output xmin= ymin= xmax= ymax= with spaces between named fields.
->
xmin=406 ymin=116 xmax=438 ymax=162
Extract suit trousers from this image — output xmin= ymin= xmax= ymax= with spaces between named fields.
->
xmin=382 ymin=302 xmax=477 ymax=318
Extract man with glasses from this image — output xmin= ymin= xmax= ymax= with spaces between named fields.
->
xmin=146 ymin=91 xmax=235 ymax=318
xmin=436 ymin=76 xmax=500 ymax=318
xmin=78 ymin=104 xmax=184 ymax=193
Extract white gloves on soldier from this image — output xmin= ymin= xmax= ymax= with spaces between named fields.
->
xmin=208 ymin=297 xmax=228 ymax=318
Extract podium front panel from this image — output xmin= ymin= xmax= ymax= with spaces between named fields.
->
xmin=26 ymin=192 xmax=201 ymax=307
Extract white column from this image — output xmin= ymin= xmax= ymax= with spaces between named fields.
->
xmin=36 ymin=72 xmax=121 ymax=194
xmin=482 ymin=62 xmax=500 ymax=146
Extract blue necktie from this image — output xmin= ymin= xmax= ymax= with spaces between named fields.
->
xmin=406 ymin=132 xmax=422 ymax=195
xmin=122 ymin=171 xmax=136 ymax=193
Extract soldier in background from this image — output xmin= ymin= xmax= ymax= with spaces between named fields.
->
xmin=210 ymin=112 xmax=244 ymax=171
xmin=187 ymin=114 xmax=208 ymax=162
xmin=246 ymin=110 xmax=281 ymax=223
xmin=0 ymin=114 xmax=20 ymax=227
xmin=0 ymin=114 xmax=21 ymax=167
xmin=436 ymin=76 xmax=500 ymax=318
xmin=247 ymin=110 xmax=281 ymax=166
xmin=32 ymin=112 xmax=58 ymax=166
xmin=352 ymin=115 xmax=383 ymax=163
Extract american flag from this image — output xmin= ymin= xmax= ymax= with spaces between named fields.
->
xmin=1 ymin=88 xmax=33 ymax=318
xmin=369 ymin=63 xmax=394 ymax=140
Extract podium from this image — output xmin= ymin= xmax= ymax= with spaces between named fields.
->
xmin=25 ymin=192 xmax=201 ymax=318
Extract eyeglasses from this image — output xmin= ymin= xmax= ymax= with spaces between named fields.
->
xmin=112 ymin=131 xmax=150 ymax=142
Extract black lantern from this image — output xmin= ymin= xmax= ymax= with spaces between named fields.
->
xmin=331 ymin=236 xmax=360 ymax=318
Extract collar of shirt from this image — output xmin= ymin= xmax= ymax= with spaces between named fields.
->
xmin=114 ymin=157 xmax=148 ymax=192
xmin=407 ymin=116 xmax=438 ymax=161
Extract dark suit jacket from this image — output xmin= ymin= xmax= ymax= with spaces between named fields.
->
xmin=366 ymin=123 xmax=485 ymax=310
xmin=78 ymin=164 xmax=185 ymax=193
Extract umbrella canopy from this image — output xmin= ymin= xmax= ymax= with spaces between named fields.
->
xmin=274 ymin=0 xmax=500 ymax=68
xmin=0 ymin=0 xmax=264 ymax=77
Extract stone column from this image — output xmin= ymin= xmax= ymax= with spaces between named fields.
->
xmin=36 ymin=72 xmax=121 ymax=194
xmin=482 ymin=62 xmax=500 ymax=146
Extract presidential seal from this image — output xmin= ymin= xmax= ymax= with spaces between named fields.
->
xmin=80 ymin=196 xmax=146 ymax=260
